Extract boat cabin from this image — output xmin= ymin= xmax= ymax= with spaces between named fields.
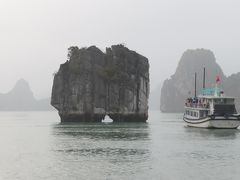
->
xmin=184 ymin=87 xmax=237 ymax=119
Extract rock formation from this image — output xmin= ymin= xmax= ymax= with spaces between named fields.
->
xmin=160 ymin=49 xmax=226 ymax=112
xmin=0 ymin=79 xmax=53 ymax=111
xmin=223 ymin=73 xmax=240 ymax=112
xmin=51 ymin=45 xmax=149 ymax=122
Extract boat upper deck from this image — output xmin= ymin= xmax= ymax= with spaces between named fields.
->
xmin=185 ymin=98 xmax=209 ymax=109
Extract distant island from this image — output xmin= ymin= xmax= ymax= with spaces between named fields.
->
xmin=161 ymin=49 xmax=240 ymax=113
xmin=0 ymin=79 xmax=54 ymax=111
xmin=51 ymin=45 xmax=149 ymax=122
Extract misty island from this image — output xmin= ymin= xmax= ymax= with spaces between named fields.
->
xmin=51 ymin=45 xmax=149 ymax=122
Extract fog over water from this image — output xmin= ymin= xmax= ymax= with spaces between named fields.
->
xmin=0 ymin=0 xmax=240 ymax=98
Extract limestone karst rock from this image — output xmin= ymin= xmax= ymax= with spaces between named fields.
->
xmin=0 ymin=79 xmax=53 ymax=111
xmin=51 ymin=45 xmax=149 ymax=122
xmin=223 ymin=73 xmax=240 ymax=112
xmin=160 ymin=49 xmax=226 ymax=113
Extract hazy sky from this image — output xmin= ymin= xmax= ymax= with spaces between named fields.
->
xmin=0 ymin=0 xmax=240 ymax=99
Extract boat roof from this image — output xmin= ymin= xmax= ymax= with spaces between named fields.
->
xmin=196 ymin=88 xmax=235 ymax=99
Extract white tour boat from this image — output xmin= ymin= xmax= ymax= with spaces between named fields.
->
xmin=183 ymin=69 xmax=240 ymax=129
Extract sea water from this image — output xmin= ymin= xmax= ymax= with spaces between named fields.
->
xmin=0 ymin=111 xmax=239 ymax=180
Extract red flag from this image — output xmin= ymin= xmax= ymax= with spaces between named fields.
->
xmin=216 ymin=75 xmax=220 ymax=83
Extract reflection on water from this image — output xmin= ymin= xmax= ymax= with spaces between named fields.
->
xmin=184 ymin=126 xmax=240 ymax=139
xmin=50 ymin=122 xmax=151 ymax=176
xmin=52 ymin=122 xmax=150 ymax=140
xmin=55 ymin=148 xmax=148 ymax=160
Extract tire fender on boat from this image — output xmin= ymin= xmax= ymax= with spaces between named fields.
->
xmin=224 ymin=114 xmax=229 ymax=119
xmin=210 ymin=115 xmax=215 ymax=119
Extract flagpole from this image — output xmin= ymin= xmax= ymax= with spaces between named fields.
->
xmin=215 ymin=75 xmax=220 ymax=97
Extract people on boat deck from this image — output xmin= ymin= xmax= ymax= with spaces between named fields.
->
xmin=185 ymin=98 xmax=209 ymax=108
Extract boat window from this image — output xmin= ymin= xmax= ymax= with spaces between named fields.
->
xmin=226 ymin=99 xmax=234 ymax=104
xmin=200 ymin=110 xmax=208 ymax=117
xmin=193 ymin=112 xmax=197 ymax=117
xmin=214 ymin=104 xmax=237 ymax=115
xmin=214 ymin=99 xmax=220 ymax=104
xmin=214 ymin=98 xmax=235 ymax=104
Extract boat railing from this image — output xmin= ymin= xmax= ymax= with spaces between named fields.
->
xmin=185 ymin=102 xmax=209 ymax=109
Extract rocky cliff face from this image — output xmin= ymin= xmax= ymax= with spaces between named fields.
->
xmin=223 ymin=73 xmax=240 ymax=112
xmin=160 ymin=49 xmax=226 ymax=112
xmin=0 ymin=79 xmax=53 ymax=111
xmin=51 ymin=45 xmax=149 ymax=122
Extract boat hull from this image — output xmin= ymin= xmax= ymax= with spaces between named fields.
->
xmin=183 ymin=116 xmax=240 ymax=129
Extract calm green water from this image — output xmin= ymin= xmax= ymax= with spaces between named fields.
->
xmin=0 ymin=111 xmax=240 ymax=180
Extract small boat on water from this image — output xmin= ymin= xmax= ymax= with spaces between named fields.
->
xmin=183 ymin=68 xmax=240 ymax=129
